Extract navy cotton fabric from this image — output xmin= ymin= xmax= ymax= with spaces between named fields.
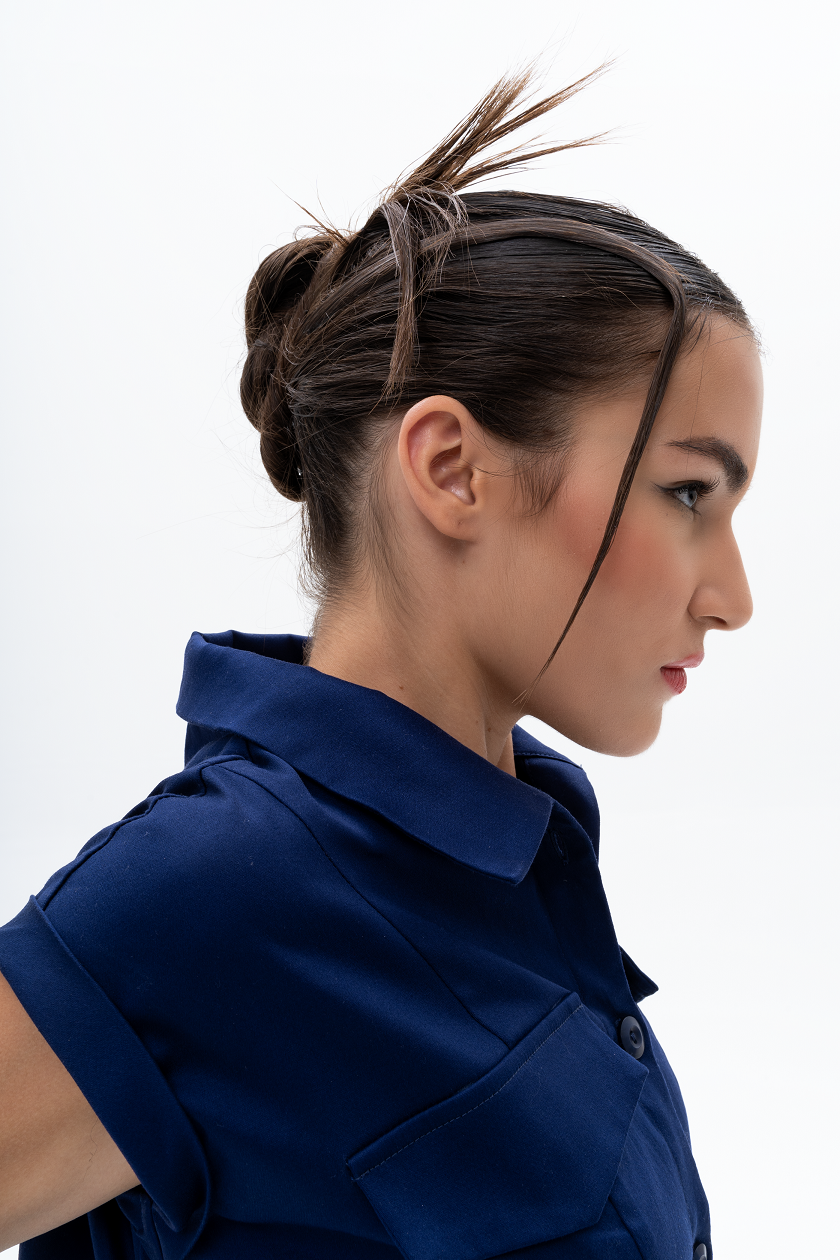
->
xmin=0 ymin=631 xmax=711 ymax=1260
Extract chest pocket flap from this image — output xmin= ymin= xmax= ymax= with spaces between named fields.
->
xmin=348 ymin=994 xmax=646 ymax=1260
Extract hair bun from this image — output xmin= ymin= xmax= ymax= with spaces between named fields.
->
xmin=240 ymin=236 xmax=333 ymax=501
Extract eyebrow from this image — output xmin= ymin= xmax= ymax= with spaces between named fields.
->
xmin=665 ymin=437 xmax=749 ymax=492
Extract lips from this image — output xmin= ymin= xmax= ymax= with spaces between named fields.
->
xmin=660 ymin=651 xmax=704 ymax=696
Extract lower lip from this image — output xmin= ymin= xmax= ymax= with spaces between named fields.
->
xmin=661 ymin=666 xmax=688 ymax=695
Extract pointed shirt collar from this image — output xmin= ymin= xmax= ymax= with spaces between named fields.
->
xmin=176 ymin=630 xmax=599 ymax=885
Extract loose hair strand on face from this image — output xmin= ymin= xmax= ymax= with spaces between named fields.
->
xmin=240 ymin=65 xmax=752 ymax=674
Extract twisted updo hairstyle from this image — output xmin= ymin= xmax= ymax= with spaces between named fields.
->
xmin=241 ymin=68 xmax=751 ymax=662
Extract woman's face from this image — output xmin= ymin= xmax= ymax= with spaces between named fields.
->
xmin=478 ymin=317 xmax=763 ymax=756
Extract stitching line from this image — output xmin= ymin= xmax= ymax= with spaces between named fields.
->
xmin=39 ymin=755 xmax=245 ymax=908
xmin=606 ymin=1192 xmax=646 ymax=1260
xmin=356 ymin=1002 xmax=582 ymax=1179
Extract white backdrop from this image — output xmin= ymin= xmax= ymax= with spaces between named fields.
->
xmin=1 ymin=2 xmax=837 ymax=1256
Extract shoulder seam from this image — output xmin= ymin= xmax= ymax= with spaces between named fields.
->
xmin=39 ymin=755 xmax=248 ymax=909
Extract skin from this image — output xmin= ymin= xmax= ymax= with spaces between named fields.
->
xmin=0 ymin=971 xmax=138 ymax=1249
xmin=0 ymin=314 xmax=761 ymax=1248
xmin=310 ymin=315 xmax=763 ymax=769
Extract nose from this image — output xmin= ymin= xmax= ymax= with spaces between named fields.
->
xmin=687 ymin=529 xmax=753 ymax=631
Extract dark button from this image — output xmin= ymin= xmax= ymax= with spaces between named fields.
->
xmin=619 ymin=1015 xmax=645 ymax=1059
xmin=693 ymin=1245 xmax=708 ymax=1260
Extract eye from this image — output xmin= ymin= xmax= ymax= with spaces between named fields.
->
xmin=673 ymin=485 xmax=699 ymax=510
xmin=661 ymin=477 xmax=719 ymax=514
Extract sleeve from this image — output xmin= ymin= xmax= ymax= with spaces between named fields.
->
xmin=0 ymin=746 xmax=319 ymax=1260
xmin=0 ymin=894 xmax=210 ymax=1257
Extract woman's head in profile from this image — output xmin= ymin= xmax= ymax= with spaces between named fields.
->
xmin=0 ymin=56 xmax=780 ymax=1260
xmin=239 ymin=67 xmax=762 ymax=764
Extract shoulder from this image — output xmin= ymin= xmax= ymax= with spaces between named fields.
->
xmin=36 ymin=734 xmax=333 ymax=930
xmin=9 ymin=733 xmax=380 ymax=1048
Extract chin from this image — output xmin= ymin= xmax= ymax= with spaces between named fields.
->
xmin=536 ymin=701 xmax=664 ymax=759
xmin=603 ymin=721 xmax=662 ymax=758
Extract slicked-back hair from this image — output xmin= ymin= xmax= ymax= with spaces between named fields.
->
xmin=240 ymin=69 xmax=752 ymax=675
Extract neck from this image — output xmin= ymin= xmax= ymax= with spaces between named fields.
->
xmin=307 ymin=591 xmax=517 ymax=775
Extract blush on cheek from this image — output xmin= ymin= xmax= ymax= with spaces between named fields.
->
xmin=553 ymin=485 xmax=614 ymax=571
xmin=597 ymin=516 xmax=685 ymax=598
xmin=566 ymin=513 xmax=691 ymax=687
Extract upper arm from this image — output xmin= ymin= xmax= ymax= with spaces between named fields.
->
xmin=0 ymin=969 xmax=138 ymax=1251
xmin=0 ymin=759 xmax=303 ymax=1251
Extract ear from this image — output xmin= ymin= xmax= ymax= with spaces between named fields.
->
xmin=396 ymin=395 xmax=507 ymax=541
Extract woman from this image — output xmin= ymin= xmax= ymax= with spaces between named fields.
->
xmin=0 ymin=70 xmax=761 ymax=1259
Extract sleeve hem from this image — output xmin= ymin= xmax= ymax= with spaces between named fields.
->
xmin=0 ymin=897 xmax=210 ymax=1244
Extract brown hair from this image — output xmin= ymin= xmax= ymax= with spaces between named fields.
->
xmin=240 ymin=69 xmax=752 ymax=671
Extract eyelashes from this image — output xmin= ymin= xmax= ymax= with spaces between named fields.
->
xmin=662 ymin=477 xmax=720 ymax=512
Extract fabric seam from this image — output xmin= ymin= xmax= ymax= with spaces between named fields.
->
xmin=355 ymin=1002 xmax=582 ymax=1178
xmin=38 ymin=755 xmax=245 ymax=909
xmin=11 ymin=898 xmax=212 ymax=1242
xmin=607 ymin=1192 xmax=647 ymax=1260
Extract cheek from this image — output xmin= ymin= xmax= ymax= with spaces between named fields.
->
xmin=502 ymin=481 xmax=693 ymax=682
xmin=591 ymin=511 xmax=692 ymax=642
xmin=551 ymin=476 xmax=693 ymax=662
xmin=547 ymin=479 xmax=684 ymax=619
xmin=553 ymin=477 xmax=613 ymax=572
